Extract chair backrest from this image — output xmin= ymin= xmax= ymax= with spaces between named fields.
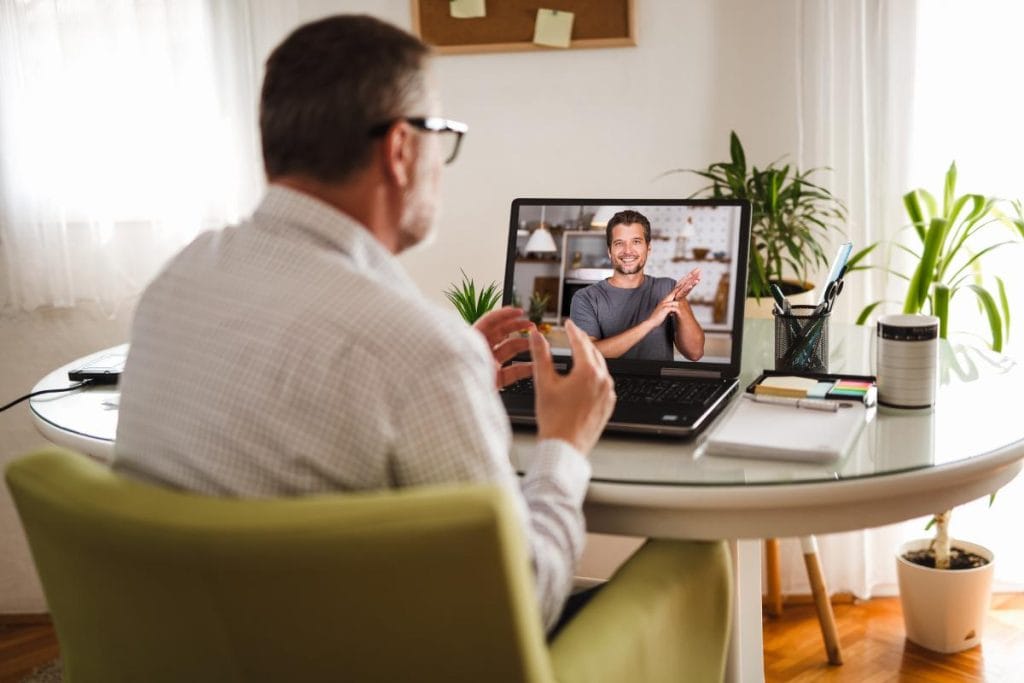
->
xmin=6 ymin=448 xmax=555 ymax=682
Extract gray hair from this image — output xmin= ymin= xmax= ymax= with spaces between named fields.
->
xmin=259 ymin=15 xmax=431 ymax=182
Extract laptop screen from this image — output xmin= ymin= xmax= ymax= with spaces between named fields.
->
xmin=502 ymin=198 xmax=751 ymax=375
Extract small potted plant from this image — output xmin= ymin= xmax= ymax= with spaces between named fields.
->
xmin=664 ymin=131 xmax=849 ymax=306
xmin=527 ymin=291 xmax=552 ymax=334
xmin=527 ymin=291 xmax=549 ymax=325
xmin=443 ymin=270 xmax=501 ymax=324
xmin=896 ymin=504 xmax=996 ymax=653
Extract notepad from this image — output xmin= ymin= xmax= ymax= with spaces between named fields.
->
xmin=702 ymin=397 xmax=867 ymax=463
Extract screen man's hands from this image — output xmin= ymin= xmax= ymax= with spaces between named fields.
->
xmin=673 ymin=268 xmax=701 ymax=300
xmin=529 ymin=320 xmax=616 ymax=455
xmin=645 ymin=268 xmax=703 ymax=328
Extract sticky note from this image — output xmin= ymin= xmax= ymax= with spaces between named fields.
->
xmin=807 ymin=381 xmax=834 ymax=399
xmin=755 ymin=375 xmax=819 ymax=398
xmin=829 ymin=380 xmax=871 ymax=399
xmin=449 ymin=0 xmax=486 ymax=19
xmin=533 ymin=9 xmax=574 ymax=48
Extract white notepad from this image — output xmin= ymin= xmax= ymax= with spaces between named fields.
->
xmin=701 ymin=396 xmax=867 ymax=463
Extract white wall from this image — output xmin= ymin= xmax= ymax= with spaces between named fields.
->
xmin=403 ymin=0 xmax=802 ymax=304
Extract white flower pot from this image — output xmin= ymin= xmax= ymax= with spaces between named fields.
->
xmin=896 ymin=538 xmax=995 ymax=653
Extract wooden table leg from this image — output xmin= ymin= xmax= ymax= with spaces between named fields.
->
xmin=801 ymin=535 xmax=843 ymax=665
xmin=764 ymin=538 xmax=783 ymax=617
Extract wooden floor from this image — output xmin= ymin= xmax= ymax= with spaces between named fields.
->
xmin=0 ymin=620 xmax=58 ymax=683
xmin=764 ymin=594 xmax=1024 ymax=682
xmin=1 ymin=595 xmax=1023 ymax=681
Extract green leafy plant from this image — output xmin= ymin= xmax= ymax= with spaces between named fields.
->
xmin=527 ymin=291 xmax=550 ymax=325
xmin=856 ymin=162 xmax=1024 ymax=351
xmin=443 ymin=270 xmax=501 ymax=324
xmin=666 ymin=131 xmax=848 ymax=298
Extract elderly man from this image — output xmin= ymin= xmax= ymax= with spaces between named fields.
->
xmin=113 ymin=15 xmax=614 ymax=632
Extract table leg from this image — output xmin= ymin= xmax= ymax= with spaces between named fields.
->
xmin=801 ymin=535 xmax=843 ymax=665
xmin=725 ymin=539 xmax=764 ymax=683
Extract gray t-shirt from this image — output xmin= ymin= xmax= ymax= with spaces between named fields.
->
xmin=569 ymin=276 xmax=676 ymax=361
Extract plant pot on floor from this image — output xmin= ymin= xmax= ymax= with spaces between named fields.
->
xmin=896 ymin=538 xmax=995 ymax=653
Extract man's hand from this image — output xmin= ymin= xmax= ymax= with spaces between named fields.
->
xmin=645 ymin=268 xmax=702 ymax=327
xmin=672 ymin=268 xmax=701 ymax=300
xmin=647 ymin=289 xmax=681 ymax=327
xmin=529 ymin=320 xmax=616 ymax=454
xmin=474 ymin=306 xmax=534 ymax=389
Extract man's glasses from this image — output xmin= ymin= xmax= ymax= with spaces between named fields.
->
xmin=368 ymin=117 xmax=468 ymax=165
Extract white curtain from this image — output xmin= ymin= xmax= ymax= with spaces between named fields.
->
xmin=785 ymin=0 xmax=1024 ymax=598
xmin=0 ymin=0 xmax=268 ymax=314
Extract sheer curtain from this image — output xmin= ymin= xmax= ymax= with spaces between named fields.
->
xmin=783 ymin=0 xmax=1024 ymax=599
xmin=0 ymin=0 xmax=267 ymax=314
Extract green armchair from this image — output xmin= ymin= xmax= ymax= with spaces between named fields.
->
xmin=6 ymin=448 xmax=732 ymax=682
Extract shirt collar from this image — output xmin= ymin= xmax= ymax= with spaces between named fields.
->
xmin=253 ymin=184 xmax=411 ymax=286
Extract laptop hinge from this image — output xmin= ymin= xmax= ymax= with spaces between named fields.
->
xmin=660 ymin=368 xmax=721 ymax=379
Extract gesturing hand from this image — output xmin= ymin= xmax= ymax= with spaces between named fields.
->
xmin=673 ymin=268 xmax=702 ymax=300
xmin=473 ymin=306 xmax=534 ymax=389
xmin=529 ymin=319 xmax=616 ymax=455
xmin=647 ymin=289 xmax=681 ymax=326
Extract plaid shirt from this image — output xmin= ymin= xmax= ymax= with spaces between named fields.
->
xmin=113 ymin=185 xmax=591 ymax=630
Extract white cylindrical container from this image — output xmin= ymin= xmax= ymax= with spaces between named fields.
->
xmin=876 ymin=314 xmax=939 ymax=408
xmin=896 ymin=539 xmax=995 ymax=653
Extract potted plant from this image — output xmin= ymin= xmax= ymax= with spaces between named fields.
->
xmin=527 ymin=291 xmax=550 ymax=327
xmin=896 ymin=504 xmax=996 ymax=653
xmin=665 ymin=131 xmax=849 ymax=306
xmin=443 ymin=270 xmax=501 ymax=324
xmin=861 ymin=165 xmax=1024 ymax=653
xmin=857 ymin=162 xmax=1024 ymax=351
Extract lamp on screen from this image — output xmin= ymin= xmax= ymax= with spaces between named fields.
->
xmin=525 ymin=205 xmax=557 ymax=255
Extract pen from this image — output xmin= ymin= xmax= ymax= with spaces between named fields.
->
xmin=769 ymin=283 xmax=790 ymax=314
xmin=743 ymin=393 xmax=839 ymax=412
xmin=770 ymin=283 xmax=803 ymax=339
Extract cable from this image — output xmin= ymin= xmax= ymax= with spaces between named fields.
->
xmin=0 ymin=381 xmax=94 ymax=413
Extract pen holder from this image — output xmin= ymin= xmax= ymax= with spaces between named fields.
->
xmin=773 ymin=305 xmax=829 ymax=373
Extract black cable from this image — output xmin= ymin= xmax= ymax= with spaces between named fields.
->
xmin=0 ymin=381 xmax=94 ymax=413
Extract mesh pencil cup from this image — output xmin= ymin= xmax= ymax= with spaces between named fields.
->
xmin=773 ymin=304 xmax=830 ymax=373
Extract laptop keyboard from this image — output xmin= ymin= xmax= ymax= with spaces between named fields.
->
xmin=503 ymin=376 xmax=722 ymax=407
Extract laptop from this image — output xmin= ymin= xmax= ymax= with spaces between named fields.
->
xmin=499 ymin=198 xmax=752 ymax=436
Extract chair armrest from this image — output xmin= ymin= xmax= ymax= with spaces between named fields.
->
xmin=548 ymin=539 xmax=732 ymax=683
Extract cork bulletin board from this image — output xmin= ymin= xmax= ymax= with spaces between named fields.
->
xmin=411 ymin=0 xmax=636 ymax=55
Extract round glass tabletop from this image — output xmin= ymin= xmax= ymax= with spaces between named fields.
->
xmin=512 ymin=319 xmax=1022 ymax=487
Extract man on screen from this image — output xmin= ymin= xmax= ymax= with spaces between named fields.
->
xmin=570 ymin=210 xmax=705 ymax=361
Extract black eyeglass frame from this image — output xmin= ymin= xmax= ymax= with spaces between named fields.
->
xmin=368 ymin=117 xmax=469 ymax=164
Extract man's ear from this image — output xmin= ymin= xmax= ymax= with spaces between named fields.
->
xmin=379 ymin=122 xmax=415 ymax=189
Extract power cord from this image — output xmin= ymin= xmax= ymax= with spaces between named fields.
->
xmin=0 ymin=381 xmax=95 ymax=413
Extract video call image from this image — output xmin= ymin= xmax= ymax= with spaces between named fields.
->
xmin=510 ymin=203 xmax=744 ymax=364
